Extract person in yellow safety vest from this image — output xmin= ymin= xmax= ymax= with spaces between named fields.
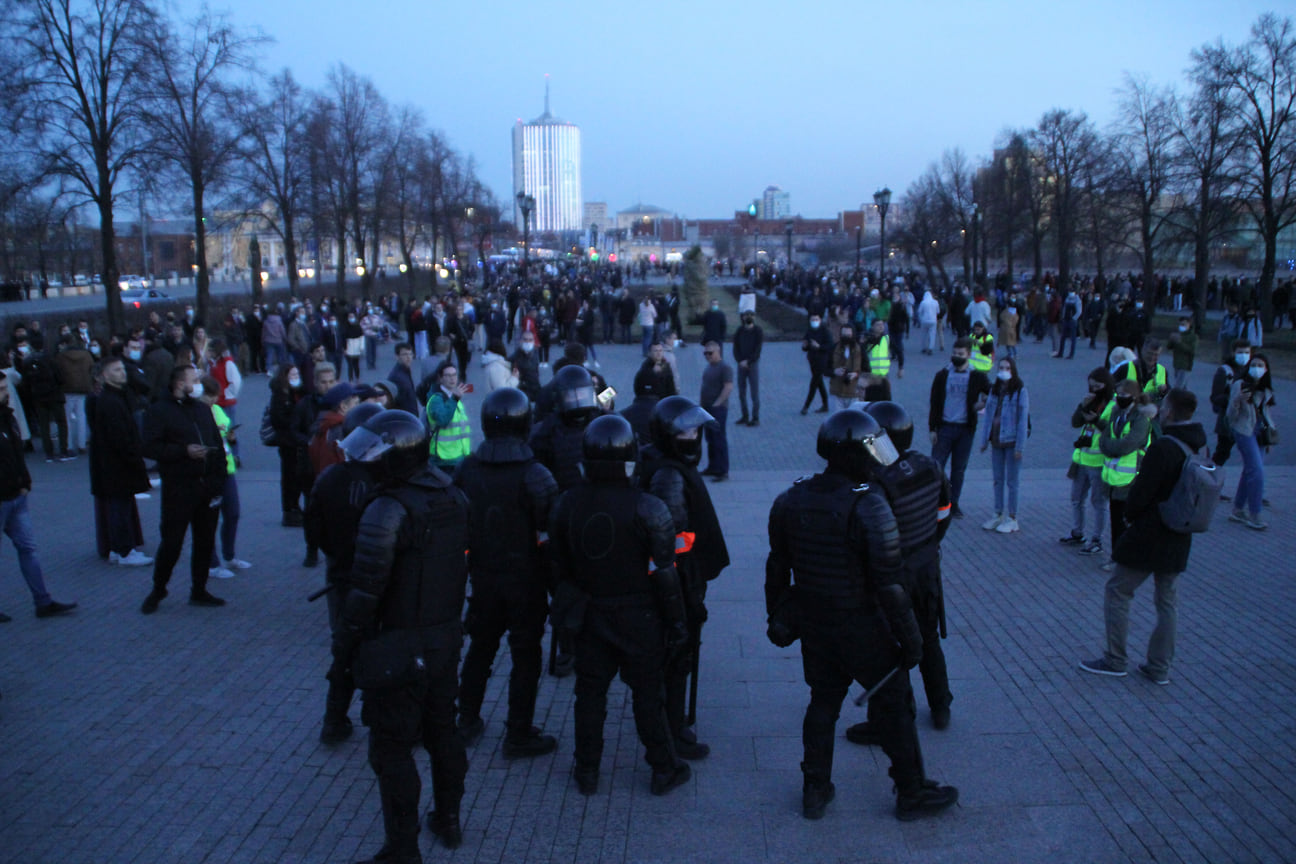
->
xmin=1062 ymin=367 xmax=1116 ymax=557
xmin=425 ymin=360 xmax=472 ymax=470
xmin=969 ymin=320 xmax=995 ymax=374
xmin=863 ymin=318 xmax=899 ymax=380
xmin=1115 ymin=339 xmax=1170 ymax=403
xmin=1096 ymin=380 xmax=1153 ymax=571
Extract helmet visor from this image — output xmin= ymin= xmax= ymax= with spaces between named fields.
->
xmin=863 ymin=431 xmax=900 ymax=467
xmin=669 ymin=404 xmax=715 ymax=434
xmin=339 ymin=426 xmax=393 ymax=463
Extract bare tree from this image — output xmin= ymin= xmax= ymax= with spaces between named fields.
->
xmin=1202 ymin=13 xmax=1296 ymax=322
xmin=322 ymin=64 xmax=388 ymax=298
xmin=143 ymin=7 xmax=265 ymax=322
xmin=1110 ymin=75 xmax=1178 ymax=292
xmin=897 ymin=167 xmax=958 ymax=290
xmin=14 ymin=0 xmax=157 ymax=333
xmin=1033 ymin=108 xmax=1101 ymax=289
xmin=238 ymin=69 xmax=310 ymax=299
xmin=982 ymin=131 xmax=1031 ymax=284
xmin=932 ymin=148 xmax=978 ymax=282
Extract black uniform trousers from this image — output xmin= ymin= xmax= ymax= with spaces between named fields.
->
xmin=573 ymin=597 xmax=674 ymax=773
xmin=799 ymin=606 xmax=924 ymax=793
xmin=151 ymin=479 xmax=219 ymax=596
xmin=665 ymin=575 xmax=705 ymax=737
xmin=458 ymin=579 xmax=548 ymax=735
xmin=906 ymin=548 xmax=950 ymax=714
xmin=362 ymin=638 xmax=467 ymax=860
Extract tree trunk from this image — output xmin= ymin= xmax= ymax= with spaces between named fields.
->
xmin=1192 ymin=185 xmax=1210 ymax=332
xmin=335 ymin=229 xmax=347 ymax=295
xmin=192 ymin=178 xmax=210 ymax=324
xmin=97 ymin=169 xmax=123 ymax=334
xmin=284 ymin=217 xmax=299 ymax=296
xmin=1259 ymin=211 xmax=1276 ymax=327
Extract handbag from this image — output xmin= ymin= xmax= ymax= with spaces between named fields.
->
xmin=351 ymin=628 xmax=426 ymax=690
xmin=1256 ymin=411 xmax=1278 ymax=448
xmin=258 ymin=403 xmax=278 ymax=446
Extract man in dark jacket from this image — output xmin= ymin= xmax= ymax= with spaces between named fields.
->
xmin=140 ymin=364 xmax=229 ymax=614
xmin=0 ymin=372 xmax=78 ymax=621
xmin=385 ymin=343 xmax=420 ymax=415
xmin=927 ymin=339 xmax=991 ymax=517
xmin=1079 ymin=388 xmax=1204 ymax=685
xmin=93 ymin=357 xmax=154 ymax=566
xmin=732 ymin=311 xmax=763 ymax=426
xmin=800 ymin=314 xmax=833 ymax=415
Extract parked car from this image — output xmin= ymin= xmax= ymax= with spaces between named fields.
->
xmin=120 ymin=288 xmax=170 ymax=307
xmin=118 ymin=275 xmax=150 ymax=290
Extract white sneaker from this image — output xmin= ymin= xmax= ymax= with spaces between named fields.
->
xmin=134 ymin=492 xmax=152 ymax=500
xmin=981 ymin=514 xmax=1004 ymax=531
xmin=995 ymin=517 xmax=1020 ymax=534
xmin=224 ymin=558 xmax=252 ymax=570
xmin=116 ymin=549 xmax=153 ymax=566
xmin=208 ymin=567 xmax=235 ymax=580
xmin=149 ymin=476 xmax=161 ymax=488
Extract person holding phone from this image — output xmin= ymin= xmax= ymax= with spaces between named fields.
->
xmin=425 ymin=361 xmax=472 ymax=472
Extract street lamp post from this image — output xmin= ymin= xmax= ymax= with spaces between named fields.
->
xmin=873 ymin=187 xmax=892 ymax=286
xmin=784 ymin=220 xmax=794 ymax=271
xmin=516 ymin=191 xmax=535 ymax=284
xmin=971 ymin=204 xmax=982 ymax=286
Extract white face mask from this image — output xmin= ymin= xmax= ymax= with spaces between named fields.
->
xmin=190 ymin=383 xmax=204 ymax=399
xmin=1235 ymin=353 xmax=1251 ymax=366
xmin=1178 ymin=325 xmax=1188 ymax=333
xmin=128 ymin=349 xmax=142 ymax=361
xmin=288 ymin=376 xmax=302 ymax=388
xmin=810 ymin=320 xmax=821 ymax=329
xmin=520 ymin=341 xmax=535 ymax=353
xmin=997 ymin=370 xmax=1012 ymax=382
xmin=1249 ymin=365 xmax=1265 ymax=379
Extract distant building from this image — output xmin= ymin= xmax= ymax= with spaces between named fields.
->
xmin=760 ymin=185 xmax=791 ymax=219
xmin=512 ymin=80 xmax=582 ymax=233
xmin=583 ymin=202 xmax=608 ymax=233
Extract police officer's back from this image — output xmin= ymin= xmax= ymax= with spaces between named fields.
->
xmin=453 ymin=387 xmax=561 ymax=758
xmin=331 ymin=409 xmax=471 ymax=854
xmin=548 ymin=415 xmax=691 ymax=797
xmin=530 ymin=364 xmax=598 ymax=492
xmin=765 ymin=409 xmax=958 ymax=822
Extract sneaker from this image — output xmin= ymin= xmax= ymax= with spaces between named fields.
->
xmin=58 ymin=452 xmax=76 ymax=462
xmin=35 ymin=600 xmax=78 ymax=619
xmin=931 ymin=705 xmax=951 ymax=730
xmin=1244 ymin=515 xmax=1269 ymax=531
xmin=650 ymin=761 xmax=691 ymax=796
xmin=749 ymin=419 xmax=760 ymax=427
xmin=995 ymin=517 xmax=1020 ymax=534
xmin=1078 ymin=541 xmax=1103 ymax=557
xmin=1078 ymin=657 xmax=1127 ymax=677
xmin=110 ymin=549 xmax=154 ymax=566
xmin=141 ymin=589 xmax=167 ymax=614
xmin=425 ymin=810 xmax=462 ymax=850
xmin=1228 ymin=509 xmax=1248 ymax=524
xmin=802 ymin=780 xmax=836 ymax=820
xmin=1137 ymin=663 xmax=1170 ymax=686
xmin=895 ymin=779 xmax=959 ymax=821
xmin=1100 ymin=560 xmax=1117 ymax=572
xmin=844 ymin=721 xmax=883 ymax=746
xmin=188 ymin=591 xmax=226 ymax=608
xmin=457 ymin=715 xmax=485 ymax=747
xmin=673 ymin=737 xmax=711 ymax=760
xmin=1058 ymin=534 xmax=1084 ymax=546
xmin=134 ymin=492 xmax=152 ymax=500
xmin=950 ymin=505 xmax=965 ymax=520
xmin=502 ymin=727 xmax=558 ymax=759
xmin=814 ymin=405 xmax=830 ymax=414
xmin=981 ymin=514 xmax=1004 ymax=531
xmin=208 ymin=567 xmax=235 ymax=580
xmin=573 ymin=765 xmax=599 ymax=796
xmin=224 ymin=558 xmax=252 ymax=570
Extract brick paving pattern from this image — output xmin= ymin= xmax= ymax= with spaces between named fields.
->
xmin=1 ymin=323 xmax=1292 ymax=863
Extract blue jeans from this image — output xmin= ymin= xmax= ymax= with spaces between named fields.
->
xmin=264 ymin=342 xmax=287 ymax=372
xmin=1233 ymin=431 xmax=1265 ymax=517
xmin=932 ymin=423 xmax=975 ymax=507
xmin=1 ymin=495 xmax=52 ymax=607
xmin=990 ymin=446 xmax=1022 ymax=516
xmin=641 ymin=325 xmax=655 ymax=357
xmin=365 ymin=335 xmax=378 ymax=369
xmin=1070 ymin=465 xmax=1106 ymax=542
xmin=209 ymin=474 xmax=241 ymax=564
xmin=703 ymin=405 xmax=729 ymax=476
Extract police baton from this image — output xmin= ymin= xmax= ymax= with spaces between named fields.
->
xmin=306 ymin=583 xmax=334 ymax=603
xmin=853 ymin=665 xmax=900 ymax=707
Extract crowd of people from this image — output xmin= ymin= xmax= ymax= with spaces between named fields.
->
xmin=0 ymin=254 xmax=1284 ymax=859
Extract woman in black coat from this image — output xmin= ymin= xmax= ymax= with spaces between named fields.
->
xmin=270 ymin=363 xmax=306 ymax=525
xmin=90 ymin=362 xmax=151 ymax=560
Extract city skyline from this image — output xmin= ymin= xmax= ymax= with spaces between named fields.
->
xmin=175 ymin=1 xmax=1281 ymax=219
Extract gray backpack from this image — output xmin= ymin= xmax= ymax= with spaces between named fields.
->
xmin=1158 ymin=436 xmax=1224 ymax=534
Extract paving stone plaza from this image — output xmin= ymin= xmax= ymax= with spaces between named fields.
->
xmin=1 ymin=317 xmax=1293 ymax=864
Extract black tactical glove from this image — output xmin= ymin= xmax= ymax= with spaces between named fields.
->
xmin=877 ymin=583 xmax=923 ymax=670
xmin=665 ymin=619 xmax=690 ymax=655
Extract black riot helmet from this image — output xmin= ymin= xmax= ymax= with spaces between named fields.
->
xmin=649 ymin=395 xmax=714 ymax=466
xmin=816 ymin=408 xmax=899 ymax=482
xmin=339 ymin=409 xmax=428 ymax=478
xmin=480 ymin=386 xmax=532 ymax=440
xmin=342 ymin=402 xmax=383 ymax=438
xmin=552 ymin=364 xmax=598 ymax=427
xmin=581 ymin=414 xmax=638 ymax=484
xmin=863 ymin=400 xmax=914 ymax=452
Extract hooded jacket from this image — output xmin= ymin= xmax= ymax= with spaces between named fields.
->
xmin=1112 ymin=422 xmax=1207 ymax=574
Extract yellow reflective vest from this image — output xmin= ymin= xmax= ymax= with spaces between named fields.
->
xmin=1099 ymin=407 xmax=1150 ymax=488
xmin=427 ymin=394 xmax=471 ymax=466
xmin=970 ymin=333 xmax=994 ymax=373
xmin=1072 ymin=401 xmax=1110 ymax=468
xmin=868 ymin=335 xmax=891 ymax=377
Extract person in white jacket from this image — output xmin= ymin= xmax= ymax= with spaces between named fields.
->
xmin=917 ymin=291 xmax=941 ymax=355
xmin=481 ymin=339 xmax=518 ymax=393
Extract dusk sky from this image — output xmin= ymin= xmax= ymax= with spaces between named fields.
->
xmin=180 ymin=0 xmax=1279 ymax=220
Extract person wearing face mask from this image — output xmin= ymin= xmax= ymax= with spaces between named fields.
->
xmin=1097 ymin=381 xmax=1154 ymax=571
xmin=140 ymin=364 xmax=228 ymax=613
xmin=342 ymin=313 xmax=364 ymax=382
xmin=1166 ymin=317 xmax=1198 ymax=390
xmin=800 ymin=315 xmax=833 ymax=415
xmin=1114 ymin=339 xmax=1169 ymax=404
xmin=1209 ymin=339 xmax=1254 ymax=468
xmin=508 ymin=332 xmax=541 ymax=404
xmin=15 ymin=337 xmax=72 ymax=463
xmin=732 ymin=311 xmax=763 ymax=426
xmin=269 ymin=364 xmax=307 ymax=526
xmin=978 ymin=359 xmax=1030 ymax=534
xmin=927 ymin=339 xmax=991 ymax=518
xmin=90 ymin=356 xmax=152 ymax=565
xmin=830 ymin=325 xmax=864 ymax=411
xmin=1226 ymin=352 xmax=1276 ymax=530
xmin=1079 ymin=388 xmax=1207 ymax=685
xmin=287 ymin=308 xmax=312 ymax=368
xmin=701 ymin=297 xmax=727 ymax=351
xmin=54 ymin=335 xmax=94 ymax=456
xmin=1064 ymin=368 xmax=1116 ymax=556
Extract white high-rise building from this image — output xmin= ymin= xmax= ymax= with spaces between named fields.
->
xmin=512 ymin=80 xmax=582 ymax=233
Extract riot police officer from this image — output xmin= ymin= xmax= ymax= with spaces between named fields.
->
xmin=529 ymin=364 xmax=599 ymax=677
xmin=640 ymin=395 xmax=730 ymax=760
xmin=330 ymin=410 xmax=471 ymax=857
xmin=765 ymin=409 xmax=958 ymax=821
xmin=548 ymin=415 xmax=692 ymax=797
xmin=846 ymin=401 xmax=954 ymax=744
xmin=308 ymin=400 xmax=383 ymax=744
xmin=453 ymin=387 xmax=561 ymax=758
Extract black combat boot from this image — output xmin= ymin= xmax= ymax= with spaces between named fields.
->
xmin=503 ymin=726 xmax=558 ymax=759
xmin=425 ymin=810 xmax=462 ymax=850
xmin=802 ymin=778 xmax=836 ymax=820
xmin=650 ymin=761 xmax=691 ymax=796
xmin=895 ymin=778 xmax=959 ymax=821
xmin=844 ymin=721 xmax=883 ymax=746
